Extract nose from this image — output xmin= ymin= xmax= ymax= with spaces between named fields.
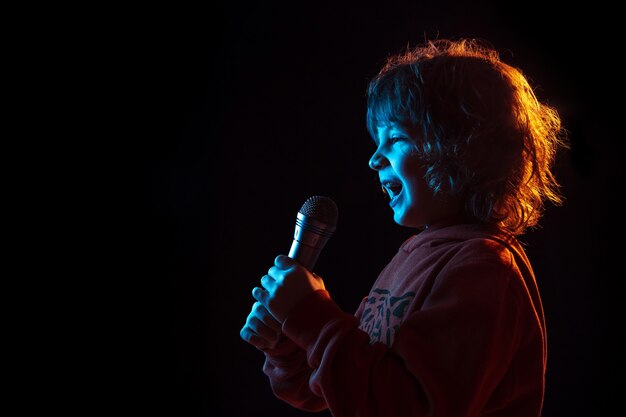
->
xmin=369 ymin=148 xmax=387 ymax=171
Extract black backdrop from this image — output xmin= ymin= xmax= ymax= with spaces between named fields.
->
xmin=127 ymin=3 xmax=624 ymax=416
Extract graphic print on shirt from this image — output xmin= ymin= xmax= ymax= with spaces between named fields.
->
xmin=359 ymin=288 xmax=416 ymax=346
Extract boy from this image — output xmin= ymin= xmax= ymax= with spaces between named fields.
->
xmin=240 ymin=38 xmax=567 ymax=417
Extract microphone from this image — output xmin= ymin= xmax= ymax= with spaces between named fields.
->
xmin=288 ymin=196 xmax=338 ymax=271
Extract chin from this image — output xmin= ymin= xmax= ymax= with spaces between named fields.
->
xmin=394 ymin=212 xmax=422 ymax=229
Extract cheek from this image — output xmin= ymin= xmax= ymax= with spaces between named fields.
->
xmin=401 ymin=159 xmax=428 ymax=194
xmin=404 ymin=164 xmax=434 ymax=208
xmin=406 ymin=178 xmax=432 ymax=206
xmin=398 ymin=141 xmax=417 ymax=155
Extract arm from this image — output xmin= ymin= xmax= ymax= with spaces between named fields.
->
xmin=240 ymin=284 xmax=328 ymax=411
xmin=259 ymin=256 xmax=530 ymax=417
xmin=261 ymin=332 xmax=328 ymax=412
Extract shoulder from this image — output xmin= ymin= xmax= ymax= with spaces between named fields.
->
xmin=452 ymin=235 xmax=518 ymax=268
xmin=418 ymin=223 xmax=523 ymax=264
xmin=425 ymin=225 xmax=528 ymax=286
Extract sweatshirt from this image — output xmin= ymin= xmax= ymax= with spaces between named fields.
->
xmin=261 ymin=223 xmax=547 ymax=417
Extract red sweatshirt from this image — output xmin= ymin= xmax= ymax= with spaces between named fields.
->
xmin=262 ymin=223 xmax=547 ymax=417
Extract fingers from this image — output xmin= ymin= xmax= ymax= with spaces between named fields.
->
xmin=242 ymin=260 xmax=294 ymax=350
xmin=274 ymin=254 xmax=297 ymax=269
xmin=246 ymin=303 xmax=280 ymax=340
xmin=250 ymin=292 xmax=282 ymax=334
xmin=267 ymin=261 xmax=296 ymax=283
xmin=240 ymin=302 xmax=282 ymax=349
xmin=250 ymin=301 xmax=281 ymax=332
xmin=248 ymin=258 xmax=298 ymax=331
xmin=252 ymin=286 xmax=268 ymax=305
xmin=260 ymin=274 xmax=277 ymax=292
xmin=240 ymin=326 xmax=275 ymax=349
xmin=267 ymin=256 xmax=299 ymax=284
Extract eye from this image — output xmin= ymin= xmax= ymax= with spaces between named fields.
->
xmin=389 ymin=136 xmax=405 ymax=145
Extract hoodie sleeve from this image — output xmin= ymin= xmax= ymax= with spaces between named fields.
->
xmin=260 ymin=293 xmax=331 ymax=412
xmin=272 ymin=260 xmax=531 ymax=417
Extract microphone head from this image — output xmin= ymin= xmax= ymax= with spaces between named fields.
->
xmin=299 ymin=196 xmax=338 ymax=226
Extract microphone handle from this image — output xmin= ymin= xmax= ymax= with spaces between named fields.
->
xmin=288 ymin=240 xmax=321 ymax=271
xmin=288 ymin=212 xmax=336 ymax=271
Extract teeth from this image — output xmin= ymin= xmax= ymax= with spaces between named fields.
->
xmin=381 ymin=181 xmax=402 ymax=199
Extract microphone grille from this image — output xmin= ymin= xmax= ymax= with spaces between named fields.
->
xmin=299 ymin=196 xmax=339 ymax=226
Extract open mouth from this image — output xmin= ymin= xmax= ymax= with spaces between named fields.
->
xmin=381 ymin=180 xmax=403 ymax=202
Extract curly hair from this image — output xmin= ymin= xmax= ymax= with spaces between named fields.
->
xmin=366 ymin=38 xmax=568 ymax=235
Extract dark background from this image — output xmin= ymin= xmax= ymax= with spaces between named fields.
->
xmin=126 ymin=3 xmax=623 ymax=416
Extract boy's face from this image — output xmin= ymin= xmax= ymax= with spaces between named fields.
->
xmin=369 ymin=123 xmax=462 ymax=229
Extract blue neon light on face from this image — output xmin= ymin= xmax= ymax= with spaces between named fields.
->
xmin=369 ymin=123 xmax=461 ymax=229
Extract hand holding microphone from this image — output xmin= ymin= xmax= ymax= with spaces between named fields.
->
xmin=253 ymin=196 xmax=338 ymax=323
xmin=241 ymin=196 xmax=338 ymax=348
xmin=252 ymin=255 xmax=325 ymax=323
